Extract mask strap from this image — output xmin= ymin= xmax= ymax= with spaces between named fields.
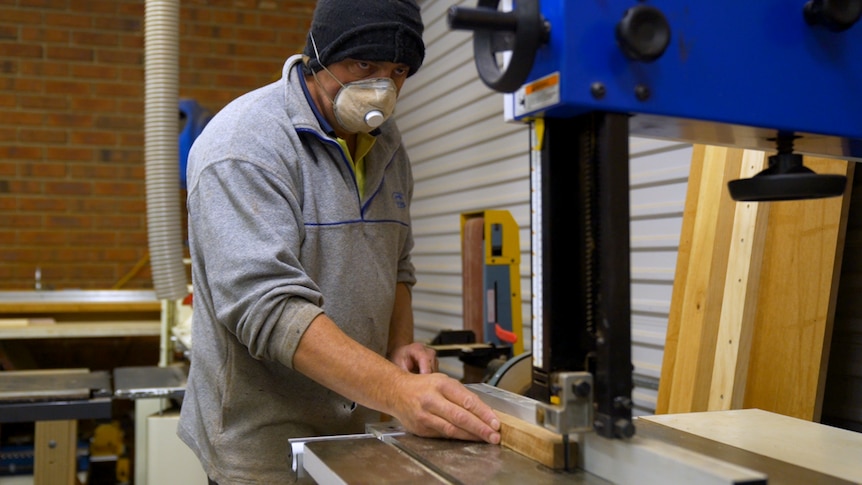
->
xmin=309 ymin=33 xmax=345 ymax=89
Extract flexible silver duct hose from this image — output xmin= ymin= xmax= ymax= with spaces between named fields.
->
xmin=144 ymin=0 xmax=186 ymax=300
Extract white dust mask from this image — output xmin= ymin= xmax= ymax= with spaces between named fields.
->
xmin=309 ymin=34 xmax=399 ymax=133
xmin=330 ymin=77 xmax=397 ymax=133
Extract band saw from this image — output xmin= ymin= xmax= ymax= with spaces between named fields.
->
xmin=291 ymin=1 xmax=862 ymax=483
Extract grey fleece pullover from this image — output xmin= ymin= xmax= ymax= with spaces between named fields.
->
xmin=178 ymin=55 xmax=417 ymax=484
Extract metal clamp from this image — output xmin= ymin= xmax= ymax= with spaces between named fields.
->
xmin=536 ymin=371 xmax=594 ymax=435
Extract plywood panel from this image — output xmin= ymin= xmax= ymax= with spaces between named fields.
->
xmin=743 ymin=158 xmax=852 ymax=420
xmin=659 ymin=148 xmax=852 ymax=420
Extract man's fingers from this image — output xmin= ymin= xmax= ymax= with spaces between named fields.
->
xmin=414 ymin=410 xmax=497 ymax=443
xmin=460 ymin=391 xmax=501 ymax=432
xmin=408 ymin=344 xmax=437 ymax=374
xmin=396 ymin=373 xmax=501 ymax=444
xmin=417 ymin=354 xmax=437 ymax=374
xmin=433 ymin=383 xmax=501 ymax=444
xmin=391 ymin=343 xmax=438 ymax=374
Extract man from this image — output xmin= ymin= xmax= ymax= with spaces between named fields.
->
xmin=178 ymin=0 xmax=501 ymax=482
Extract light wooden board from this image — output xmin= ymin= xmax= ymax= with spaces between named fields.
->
xmin=0 ymin=301 xmax=160 ymax=314
xmin=0 ymin=321 xmax=161 ymax=339
xmin=0 ymin=318 xmax=55 ymax=327
xmin=708 ymin=150 xmax=769 ymax=410
xmin=427 ymin=343 xmax=496 ymax=353
xmin=638 ymin=409 xmax=862 ymax=484
xmin=743 ymin=158 xmax=852 ymax=420
xmin=658 ymin=147 xmax=851 ymax=420
xmin=656 ymin=144 xmax=707 ymax=414
xmin=659 ymin=145 xmax=745 ymax=413
xmin=496 ymin=410 xmax=577 ymax=470
xmin=0 ymin=319 xmax=28 ymax=327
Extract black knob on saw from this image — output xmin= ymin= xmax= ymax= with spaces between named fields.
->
xmin=804 ymin=0 xmax=862 ymax=32
xmin=727 ymin=152 xmax=847 ymax=201
xmin=616 ymin=5 xmax=671 ymax=62
xmin=448 ymin=0 xmax=549 ymax=93
xmin=729 ymin=132 xmax=847 ymax=201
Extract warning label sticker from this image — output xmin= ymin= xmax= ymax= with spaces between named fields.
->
xmin=514 ymin=72 xmax=561 ymax=118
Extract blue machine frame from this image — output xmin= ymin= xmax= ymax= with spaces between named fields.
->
xmin=508 ymin=0 xmax=862 ymax=160
xmin=449 ymin=0 xmax=861 ymax=441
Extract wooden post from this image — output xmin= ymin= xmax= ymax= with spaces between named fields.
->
xmin=34 ymin=420 xmax=78 ymax=485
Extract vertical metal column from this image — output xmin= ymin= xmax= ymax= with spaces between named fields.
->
xmin=529 ymin=113 xmax=634 ymax=439
xmin=592 ymin=113 xmax=635 ymax=439
xmin=529 ymin=116 xmax=594 ymax=403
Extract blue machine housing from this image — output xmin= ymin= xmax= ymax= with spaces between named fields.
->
xmin=178 ymin=99 xmax=213 ymax=189
xmin=508 ymin=0 xmax=862 ymax=160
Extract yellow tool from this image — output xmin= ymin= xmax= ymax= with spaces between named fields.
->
xmin=461 ymin=210 xmax=523 ymax=355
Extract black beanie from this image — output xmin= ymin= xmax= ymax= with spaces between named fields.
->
xmin=303 ymin=0 xmax=425 ymax=77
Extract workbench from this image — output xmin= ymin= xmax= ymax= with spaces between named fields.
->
xmin=0 ymin=290 xmax=162 ymax=370
xmin=0 ymin=369 xmax=113 ymax=485
xmin=0 ymin=290 xmax=163 ymax=482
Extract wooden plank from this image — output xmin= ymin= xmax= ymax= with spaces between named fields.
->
xmin=462 ymin=215 xmax=487 ymax=383
xmin=0 ymin=320 xmax=161 ymax=339
xmin=0 ymin=318 xmax=55 ymax=326
xmin=34 ymin=420 xmax=78 ymax=485
xmin=638 ymin=409 xmax=862 ymax=484
xmin=708 ymin=150 xmax=770 ymax=410
xmin=0 ymin=368 xmax=97 ymax=402
xmin=495 ymin=410 xmax=577 ymax=469
xmin=656 ymin=144 xmax=707 ymax=414
xmin=462 ymin=215 xmax=485 ymax=341
xmin=0 ymin=301 xmax=160 ymax=314
xmin=427 ymin=343 xmax=496 ymax=353
xmin=660 ymin=146 xmax=745 ymax=413
xmin=659 ymin=149 xmax=851 ymax=419
xmin=0 ymin=319 xmax=29 ymax=327
xmin=743 ymin=158 xmax=852 ymax=420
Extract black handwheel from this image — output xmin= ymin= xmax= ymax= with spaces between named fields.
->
xmin=804 ymin=0 xmax=862 ymax=32
xmin=448 ymin=0 xmax=548 ymax=93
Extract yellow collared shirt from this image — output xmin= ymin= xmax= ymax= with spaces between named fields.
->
xmin=336 ymin=132 xmax=376 ymax=198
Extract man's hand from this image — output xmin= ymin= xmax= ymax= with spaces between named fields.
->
xmin=295 ymin=314 xmax=500 ymax=445
xmin=389 ymin=342 xmax=437 ymax=374
xmin=387 ymin=371 xmax=502 ymax=445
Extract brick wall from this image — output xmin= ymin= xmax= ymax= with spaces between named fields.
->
xmin=0 ymin=0 xmax=315 ymax=290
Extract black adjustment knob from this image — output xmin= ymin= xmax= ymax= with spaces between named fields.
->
xmin=572 ymin=380 xmax=592 ymax=398
xmin=727 ymin=132 xmax=847 ymax=201
xmin=616 ymin=5 xmax=671 ymax=62
xmin=804 ymin=0 xmax=862 ymax=32
xmin=614 ymin=419 xmax=636 ymax=439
